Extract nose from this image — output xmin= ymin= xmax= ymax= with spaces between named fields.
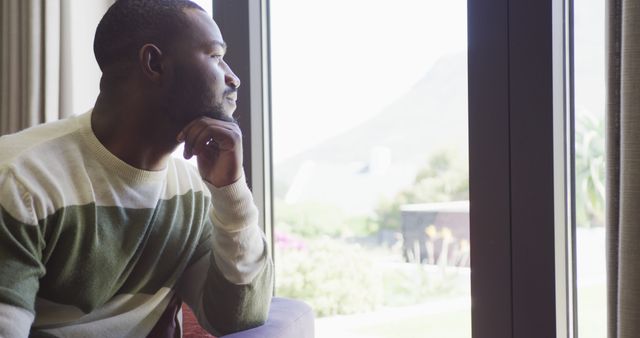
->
xmin=223 ymin=62 xmax=241 ymax=89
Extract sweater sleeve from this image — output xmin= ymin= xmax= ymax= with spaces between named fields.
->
xmin=0 ymin=169 xmax=45 ymax=337
xmin=176 ymin=176 xmax=273 ymax=336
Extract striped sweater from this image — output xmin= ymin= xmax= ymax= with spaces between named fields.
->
xmin=0 ymin=111 xmax=273 ymax=337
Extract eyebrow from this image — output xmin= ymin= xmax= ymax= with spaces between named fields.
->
xmin=206 ymin=40 xmax=227 ymax=52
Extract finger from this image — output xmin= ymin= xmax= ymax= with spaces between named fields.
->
xmin=182 ymin=122 xmax=209 ymax=159
xmin=190 ymin=126 xmax=221 ymax=157
xmin=196 ymin=124 xmax=241 ymax=154
xmin=185 ymin=123 xmax=241 ymax=159
xmin=178 ymin=118 xmax=242 ymax=159
xmin=177 ymin=117 xmax=237 ymax=142
xmin=209 ymin=124 xmax=242 ymax=150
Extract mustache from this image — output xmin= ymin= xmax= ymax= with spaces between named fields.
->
xmin=204 ymin=88 xmax=238 ymax=122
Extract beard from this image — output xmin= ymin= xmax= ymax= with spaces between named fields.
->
xmin=201 ymin=107 xmax=236 ymax=123
xmin=166 ymin=83 xmax=237 ymax=127
xmin=201 ymin=88 xmax=238 ymax=123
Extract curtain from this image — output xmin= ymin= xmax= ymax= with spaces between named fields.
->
xmin=606 ymin=0 xmax=640 ymax=337
xmin=0 ymin=0 xmax=74 ymax=135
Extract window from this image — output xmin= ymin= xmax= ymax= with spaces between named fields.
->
xmin=573 ymin=0 xmax=606 ymax=336
xmin=269 ymin=1 xmax=470 ymax=337
xmin=215 ymin=0 xmax=597 ymax=336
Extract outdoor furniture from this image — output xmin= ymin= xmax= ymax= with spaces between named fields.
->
xmin=182 ymin=297 xmax=315 ymax=338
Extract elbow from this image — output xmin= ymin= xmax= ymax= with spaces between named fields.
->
xmin=207 ymin=259 xmax=274 ymax=335
xmin=240 ymin=297 xmax=271 ymax=330
xmin=225 ymin=306 xmax=270 ymax=334
xmin=210 ymin=294 xmax=272 ymax=335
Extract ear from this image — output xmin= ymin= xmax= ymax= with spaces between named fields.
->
xmin=138 ymin=44 xmax=164 ymax=82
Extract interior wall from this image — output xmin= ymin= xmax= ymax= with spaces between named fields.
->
xmin=63 ymin=0 xmax=114 ymax=116
xmin=64 ymin=0 xmax=212 ymax=116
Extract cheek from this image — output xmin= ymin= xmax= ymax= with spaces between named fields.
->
xmin=180 ymin=70 xmax=212 ymax=101
xmin=205 ymin=62 xmax=228 ymax=89
xmin=174 ymin=61 xmax=226 ymax=108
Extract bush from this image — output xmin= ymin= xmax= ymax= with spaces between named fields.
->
xmin=274 ymin=200 xmax=375 ymax=238
xmin=275 ymin=234 xmax=469 ymax=317
xmin=575 ymin=113 xmax=605 ymax=227
xmin=375 ymin=149 xmax=469 ymax=231
xmin=275 ymin=238 xmax=384 ymax=317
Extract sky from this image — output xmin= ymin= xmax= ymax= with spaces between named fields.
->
xmin=66 ymin=0 xmax=467 ymax=164
xmin=269 ymin=0 xmax=467 ymax=163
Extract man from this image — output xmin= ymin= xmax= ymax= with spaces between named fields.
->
xmin=0 ymin=0 xmax=273 ymax=337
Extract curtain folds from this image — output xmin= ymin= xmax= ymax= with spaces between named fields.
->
xmin=607 ymin=0 xmax=640 ymax=337
xmin=0 ymin=0 xmax=71 ymax=136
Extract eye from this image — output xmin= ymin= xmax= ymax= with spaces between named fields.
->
xmin=211 ymin=54 xmax=223 ymax=62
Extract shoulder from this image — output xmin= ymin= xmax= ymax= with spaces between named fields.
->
xmin=0 ymin=114 xmax=88 ymax=223
xmin=0 ymin=114 xmax=84 ymax=169
xmin=0 ymin=166 xmax=38 ymax=225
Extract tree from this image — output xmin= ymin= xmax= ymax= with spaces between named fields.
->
xmin=575 ymin=112 xmax=605 ymax=227
xmin=375 ymin=149 xmax=469 ymax=231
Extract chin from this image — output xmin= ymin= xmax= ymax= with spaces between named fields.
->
xmin=201 ymin=109 xmax=236 ymax=123
xmin=225 ymin=102 xmax=237 ymax=113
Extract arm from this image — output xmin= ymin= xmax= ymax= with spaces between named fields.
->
xmin=0 ymin=169 xmax=45 ymax=337
xmin=176 ymin=177 xmax=273 ymax=336
xmin=176 ymin=117 xmax=274 ymax=335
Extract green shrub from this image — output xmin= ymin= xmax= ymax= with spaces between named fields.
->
xmin=575 ymin=113 xmax=605 ymax=227
xmin=275 ymin=238 xmax=384 ymax=317
xmin=274 ymin=200 xmax=375 ymax=238
xmin=375 ymin=149 xmax=469 ymax=231
xmin=275 ymin=236 xmax=469 ymax=317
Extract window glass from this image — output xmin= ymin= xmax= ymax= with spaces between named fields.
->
xmin=270 ymin=1 xmax=470 ymax=336
xmin=573 ymin=0 xmax=606 ymax=337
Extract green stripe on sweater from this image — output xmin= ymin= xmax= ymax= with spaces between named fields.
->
xmin=0 ymin=191 xmax=211 ymax=314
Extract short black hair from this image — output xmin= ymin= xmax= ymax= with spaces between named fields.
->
xmin=94 ymin=0 xmax=204 ymax=71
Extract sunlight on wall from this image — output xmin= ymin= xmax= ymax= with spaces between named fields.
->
xmin=66 ymin=0 xmax=213 ymax=117
xmin=66 ymin=0 xmax=112 ymax=116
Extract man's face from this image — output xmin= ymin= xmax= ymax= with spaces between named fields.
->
xmin=164 ymin=9 xmax=240 ymax=126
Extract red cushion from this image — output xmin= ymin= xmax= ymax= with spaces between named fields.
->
xmin=182 ymin=304 xmax=218 ymax=338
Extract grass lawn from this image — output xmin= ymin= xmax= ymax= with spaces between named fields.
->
xmin=307 ymin=227 xmax=606 ymax=338
xmin=351 ymin=309 xmax=470 ymax=338
xmin=318 ymin=282 xmax=604 ymax=338
xmin=577 ymin=283 xmax=606 ymax=338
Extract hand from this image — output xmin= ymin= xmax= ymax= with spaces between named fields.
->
xmin=177 ymin=117 xmax=243 ymax=187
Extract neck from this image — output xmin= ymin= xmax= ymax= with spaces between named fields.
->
xmin=91 ymin=91 xmax=179 ymax=171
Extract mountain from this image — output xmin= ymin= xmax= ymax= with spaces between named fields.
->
xmin=274 ymin=52 xmax=469 ymax=205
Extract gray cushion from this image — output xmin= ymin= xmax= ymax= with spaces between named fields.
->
xmin=221 ymin=298 xmax=315 ymax=338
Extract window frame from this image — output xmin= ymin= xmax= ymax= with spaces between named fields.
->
xmin=214 ymin=0 xmax=578 ymax=336
xmin=212 ymin=0 xmax=273 ymax=257
xmin=468 ymin=0 xmax=576 ymax=337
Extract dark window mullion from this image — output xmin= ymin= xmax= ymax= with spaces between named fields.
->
xmin=468 ymin=0 xmax=513 ymax=336
xmin=212 ymin=1 xmax=272 ymax=247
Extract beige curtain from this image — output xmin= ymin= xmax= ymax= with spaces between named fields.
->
xmin=607 ymin=0 xmax=640 ymax=337
xmin=0 ymin=0 xmax=75 ymax=135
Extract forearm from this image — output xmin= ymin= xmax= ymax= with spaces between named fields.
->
xmin=178 ymin=177 xmax=274 ymax=336
xmin=202 ymin=241 xmax=273 ymax=335
xmin=177 ymin=248 xmax=273 ymax=336
xmin=207 ymin=178 xmax=266 ymax=284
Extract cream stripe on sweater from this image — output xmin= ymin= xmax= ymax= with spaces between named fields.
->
xmin=0 ymin=111 xmax=272 ymax=337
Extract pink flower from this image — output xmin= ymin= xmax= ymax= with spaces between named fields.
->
xmin=275 ymin=230 xmax=307 ymax=251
